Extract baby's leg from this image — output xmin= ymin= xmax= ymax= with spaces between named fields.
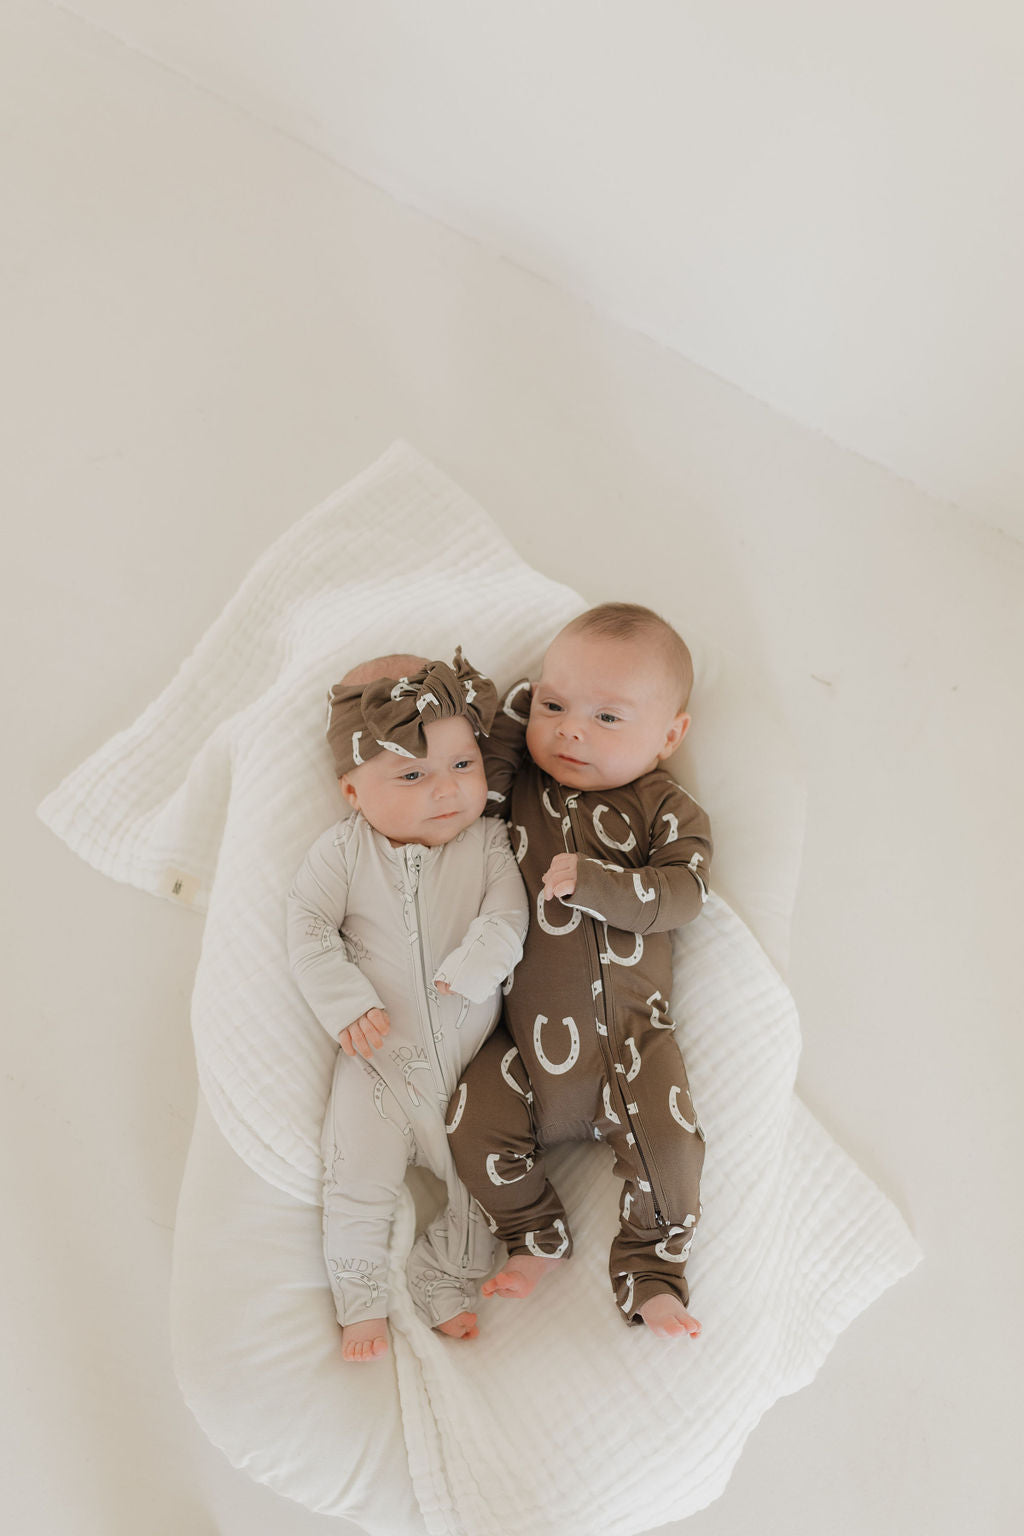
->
xmin=322 ymin=1060 xmax=411 ymax=1360
xmin=407 ymin=1194 xmax=493 ymax=1338
xmin=604 ymin=1038 xmax=705 ymax=1337
xmin=446 ymin=1027 xmax=572 ymax=1302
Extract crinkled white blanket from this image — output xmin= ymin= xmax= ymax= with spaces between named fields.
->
xmin=39 ymin=442 xmax=921 ymax=1535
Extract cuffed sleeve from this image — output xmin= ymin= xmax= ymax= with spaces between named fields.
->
xmin=286 ymin=824 xmax=384 ymax=1041
xmin=565 ymin=788 xmax=712 ymax=934
xmin=478 ymin=680 xmax=531 ymax=819
xmin=434 ymin=819 xmax=529 ymax=1000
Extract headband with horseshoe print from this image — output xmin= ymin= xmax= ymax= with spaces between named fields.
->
xmin=326 ymin=647 xmax=498 ymax=776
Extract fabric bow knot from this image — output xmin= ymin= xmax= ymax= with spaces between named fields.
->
xmin=326 ymin=648 xmax=497 ymax=776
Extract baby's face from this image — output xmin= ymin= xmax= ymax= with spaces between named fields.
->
xmin=339 ymin=715 xmax=488 ymax=847
xmin=527 ymin=630 xmax=689 ymax=792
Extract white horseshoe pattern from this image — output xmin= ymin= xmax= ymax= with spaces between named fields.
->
xmin=654 ymin=1225 xmax=694 ymax=1263
xmin=620 ymin=1273 xmax=635 ymax=1315
xmin=351 ymin=729 xmax=364 ymax=765
xmin=624 ymin=1038 xmax=642 ymax=1081
xmin=526 ymin=1219 xmax=570 ymax=1259
xmin=350 ymin=1272 xmax=383 ymax=1308
xmin=599 ymin=928 xmax=644 ymax=966
xmin=378 ymin=739 xmax=416 ymax=757
xmin=486 ymin=1151 xmax=534 ymax=1186
xmin=416 ymin=691 xmax=440 ymax=714
xmin=446 ymin=1083 xmax=467 ymax=1134
xmin=661 ymin=812 xmax=679 ymax=843
xmin=602 ymin=1081 xmax=621 ymax=1125
xmin=503 ymin=681 xmax=531 ymax=724
xmin=593 ymin=804 xmax=637 ymax=853
xmin=513 ymin=824 xmax=528 ymax=863
xmin=646 ymin=991 xmax=675 ymax=1029
xmin=669 ymin=1084 xmax=699 ymax=1134
xmin=633 ymin=872 xmax=656 ymax=904
xmin=500 ymin=1046 xmax=534 ymax=1102
xmin=533 ymin=1014 xmax=580 ymax=1075
xmin=536 ymin=889 xmax=582 ymax=936
xmin=402 ymin=1058 xmax=433 ymax=1108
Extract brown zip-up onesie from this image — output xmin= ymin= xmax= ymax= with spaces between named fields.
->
xmin=446 ymin=682 xmax=713 ymax=1322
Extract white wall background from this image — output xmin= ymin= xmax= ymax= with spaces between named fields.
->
xmin=4 ymin=2 xmax=1022 ymax=1534
xmin=50 ymin=0 xmax=1024 ymax=542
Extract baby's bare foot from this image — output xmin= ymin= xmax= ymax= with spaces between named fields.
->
xmin=638 ymin=1293 xmax=701 ymax=1339
xmin=342 ymin=1317 xmax=389 ymax=1361
xmin=435 ymin=1310 xmax=480 ymax=1340
xmin=482 ymin=1255 xmax=563 ymax=1300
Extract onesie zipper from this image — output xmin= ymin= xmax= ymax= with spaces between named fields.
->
xmin=561 ymin=788 xmax=668 ymax=1226
xmin=404 ymin=846 xmax=474 ymax=1275
xmin=404 ymin=847 xmax=451 ymax=1098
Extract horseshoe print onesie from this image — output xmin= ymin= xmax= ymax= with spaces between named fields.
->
xmin=447 ymin=682 xmax=713 ymax=1322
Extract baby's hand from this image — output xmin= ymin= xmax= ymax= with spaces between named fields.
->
xmin=542 ymin=853 xmax=579 ymax=902
xmin=434 ymin=979 xmax=454 ymax=996
xmin=339 ymin=1007 xmax=391 ymax=1059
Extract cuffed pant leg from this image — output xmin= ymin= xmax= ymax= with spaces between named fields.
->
xmin=322 ymin=1058 xmax=412 ymax=1327
xmin=446 ymin=1026 xmax=572 ymax=1260
xmin=604 ymin=1041 xmax=705 ymax=1325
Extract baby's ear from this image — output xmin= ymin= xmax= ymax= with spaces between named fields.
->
xmin=660 ymin=712 xmax=690 ymax=759
xmin=338 ymin=773 xmax=360 ymax=811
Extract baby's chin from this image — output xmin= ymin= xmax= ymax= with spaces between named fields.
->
xmin=535 ymin=756 xmax=616 ymax=793
xmin=417 ymin=809 xmax=485 ymax=845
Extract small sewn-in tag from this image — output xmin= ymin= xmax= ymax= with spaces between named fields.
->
xmin=160 ymin=867 xmax=200 ymax=906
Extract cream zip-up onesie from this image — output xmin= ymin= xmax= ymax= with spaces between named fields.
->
xmin=447 ymin=684 xmax=712 ymax=1322
xmin=288 ymin=811 xmax=528 ymax=1329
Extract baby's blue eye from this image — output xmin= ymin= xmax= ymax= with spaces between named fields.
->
xmin=454 ymin=759 xmax=473 ymax=770
xmin=401 ymin=770 xmax=423 ymax=782
xmin=597 ymin=712 xmax=619 ymax=724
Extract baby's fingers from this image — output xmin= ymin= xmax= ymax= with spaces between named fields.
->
xmin=340 ymin=1009 xmax=391 ymax=1058
xmin=365 ymin=1006 xmax=390 ymax=1033
xmin=359 ymin=1008 xmax=390 ymax=1053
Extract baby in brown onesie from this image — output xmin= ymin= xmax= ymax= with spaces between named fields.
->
xmin=446 ymin=603 xmax=712 ymax=1338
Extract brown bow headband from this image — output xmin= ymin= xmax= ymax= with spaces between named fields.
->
xmin=326 ymin=648 xmax=498 ymax=777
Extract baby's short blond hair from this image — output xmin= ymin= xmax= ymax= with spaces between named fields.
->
xmin=561 ymin=603 xmax=694 ymax=710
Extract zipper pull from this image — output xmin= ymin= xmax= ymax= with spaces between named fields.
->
xmin=405 ymin=847 xmax=422 ymax=891
xmin=561 ymin=793 xmax=577 ymax=849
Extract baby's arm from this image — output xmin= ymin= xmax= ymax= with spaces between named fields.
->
xmin=433 ymin=820 xmax=530 ymax=1000
xmin=286 ymin=825 xmax=390 ymax=1052
xmin=478 ymin=680 xmax=532 ymax=819
xmin=548 ymin=787 xmax=713 ymax=934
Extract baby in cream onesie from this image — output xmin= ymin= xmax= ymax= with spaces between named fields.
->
xmin=287 ymin=649 xmax=528 ymax=1361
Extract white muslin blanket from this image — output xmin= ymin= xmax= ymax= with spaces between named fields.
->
xmin=39 ymin=442 xmax=921 ymax=1535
